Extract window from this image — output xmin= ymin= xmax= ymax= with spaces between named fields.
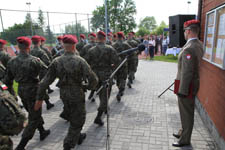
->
xmin=204 ymin=4 xmax=225 ymax=69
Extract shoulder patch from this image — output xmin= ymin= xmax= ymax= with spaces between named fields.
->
xmin=186 ymin=54 xmax=192 ymax=60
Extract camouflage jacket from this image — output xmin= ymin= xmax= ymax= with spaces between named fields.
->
xmin=40 ymin=45 xmax=53 ymax=61
xmin=30 ymin=46 xmax=51 ymax=66
xmin=81 ymin=41 xmax=96 ymax=60
xmin=86 ymin=42 xmax=119 ymax=81
xmin=76 ymin=40 xmax=86 ymax=53
xmin=4 ymin=52 xmax=47 ymax=86
xmin=0 ymin=50 xmax=12 ymax=68
xmin=36 ymin=51 xmax=98 ymax=100
xmin=112 ymin=39 xmax=132 ymax=60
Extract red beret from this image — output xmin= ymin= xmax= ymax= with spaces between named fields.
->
xmin=0 ymin=39 xmax=7 ymax=45
xmin=62 ymin=35 xmax=78 ymax=44
xmin=117 ymin=32 xmax=125 ymax=38
xmin=57 ymin=36 xmax=63 ymax=41
xmin=113 ymin=34 xmax=117 ymax=38
xmin=97 ymin=31 xmax=106 ymax=37
xmin=40 ymin=36 xmax=46 ymax=42
xmin=184 ymin=19 xmax=200 ymax=28
xmin=88 ymin=32 xmax=96 ymax=38
xmin=107 ymin=32 xmax=113 ymax=36
xmin=31 ymin=35 xmax=41 ymax=42
xmin=80 ymin=34 xmax=86 ymax=39
xmin=17 ymin=36 xmax=31 ymax=47
xmin=130 ymin=31 xmax=135 ymax=35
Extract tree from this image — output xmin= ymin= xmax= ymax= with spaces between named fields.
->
xmin=38 ymin=9 xmax=45 ymax=28
xmin=136 ymin=27 xmax=150 ymax=37
xmin=65 ymin=23 xmax=87 ymax=34
xmin=138 ymin=16 xmax=157 ymax=33
xmin=91 ymin=0 xmax=137 ymax=33
xmin=152 ymin=21 xmax=168 ymax=35
xmin=45 ymin=26 xmax=55 ymax=44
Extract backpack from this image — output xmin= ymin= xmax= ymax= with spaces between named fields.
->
xmin=0 ymin=81 xmax=27 ymax=136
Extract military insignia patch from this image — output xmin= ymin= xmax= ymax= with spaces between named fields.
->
xmin=186 ymin=54 xmax=192 ymax=60
xmin=1 ymin=84 xmax=8 ymax=90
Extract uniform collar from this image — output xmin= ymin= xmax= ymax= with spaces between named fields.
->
xmin=186 ymin=37 xmax=198 ymax=44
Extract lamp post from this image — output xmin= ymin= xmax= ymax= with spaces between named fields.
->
xmin=26 ymin=2 xmax=33 ymax=36
xmin=187 ymin=1 xmax=191 ymax=14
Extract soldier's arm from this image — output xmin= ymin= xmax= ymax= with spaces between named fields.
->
xmin=110 ymin=47 xmax=120 ymax=67
xmin=178 ymin=48 xmax=194 ymax=96
xmin=80 ymin=59 xmax=98 ymax=90
xmin=40 ymin=51 xmax=51 ymax=66
xmin=36 ymin=61 xmax=56 ymax=100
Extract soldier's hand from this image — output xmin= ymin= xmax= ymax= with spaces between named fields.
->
xmin=34 ymin=100 xmax=43 ymax=111
xmin=177 ymin=93 xmax=187 ymax=98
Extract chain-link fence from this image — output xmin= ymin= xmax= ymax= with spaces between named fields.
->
xmin=0 ymin=9 xmax=92 ymax=45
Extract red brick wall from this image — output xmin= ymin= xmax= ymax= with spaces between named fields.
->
xmin=198 ymin=0 xmax=225 ymax=140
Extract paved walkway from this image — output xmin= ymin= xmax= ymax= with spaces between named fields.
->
xmin=12 ymin=60 xmax=218 ymax=150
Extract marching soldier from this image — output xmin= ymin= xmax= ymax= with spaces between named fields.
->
xmin=81 ymin=32 xmax=97 ymax=59
xmin=0 ymin=39 xmax=11 ymax=68
xmin=172 ymin=20 xmax=204 ymax=147
xmin=126 ymin=32 xmax=139 ymax=88
xmin=30 ymin=35 xmax=54 ymax=110
xmin=40 ymin=36 xmax=54 ymax=94
xmin=81 ymin=33 xmax=97 ymax=102
xmin=51 ymin=36 xmax=63 ymax=57
xmin=4 ymin=37 xmax=50 ymax=150
xmin=86 ymin=31 xmax=119 ymax=126
xmin=76 ymin=34 xmax=87 ymax=53
xmin=34 ymin=35 xmax=98 ymax=150
xmin=112 ymin=32 xmax=132 ymax=102
xmin=106 ymin=32 xmax=113 ymax=45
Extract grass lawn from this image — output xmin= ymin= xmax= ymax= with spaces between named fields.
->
xmin=153 ymin=55 xmax=178 ymax=63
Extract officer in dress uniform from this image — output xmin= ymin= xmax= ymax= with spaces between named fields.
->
xmin=172 ymin=20 xmax=204 ymax=147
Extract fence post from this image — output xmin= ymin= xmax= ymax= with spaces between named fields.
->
xmin=75 ymin=13 xmax=78 ymax=37
xmin=87 ymin=14 xmax=90 ymax=33
xmin=47 ymin=12 xmax=53 ymax=46
xmin=0 ymin=10 xmax=4 ymax=33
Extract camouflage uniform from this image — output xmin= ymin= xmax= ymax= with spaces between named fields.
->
xmin=76 ymin=40 xmax=86 ymax=53
xmin=30 ymin=46 xmax=53 ymax=109
xmin=40 ymin=45 xmax=53 ymax=61
xmin=0 ymin=80 xmax=26 ymax=150
xmin=112 ymin=39 xmax=131 ymax=101
xmin=0 ymin=50 xmax=11 ymax=68
xmin=36 ymin=51 xmax=98 ymax=149
xmin=0 ymin=135 xmax=13 ymax=150
xmin=4 ymin=52 xmax=50 ymax=150
xmin=81 ymin=41 xmax=96 ymax=59
xmin=86 ymin=42 xmax=119 ymax=125
xmin=51 ymin=43 xmax=63 ymax=57
xmin=126 ymin=39 xmax=139 ymax=85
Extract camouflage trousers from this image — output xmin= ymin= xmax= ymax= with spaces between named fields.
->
xmin=128 ymin=56 xmax=138 ymax=81
xmin=60 ymin=86 xmax=86 ymax=149
xmin=18 ymin=84 xmax=44 ymax=140
xmin=0 ymin=135 xmax=13 ymax=150
xmin=116 ymin=64 xmax=128 ymax=92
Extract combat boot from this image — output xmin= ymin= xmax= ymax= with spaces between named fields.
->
xmin=45 ymin=99 xmax=54 ymax=110
xmin=78 ymin=133 xmax=87 ymax=145
xmin=63 ymin=145 xmax=71 ymax=150
xmin=15 ymin=138 xmax=29 ymax=150
xmin=38 ymin=126 xmax=50 ymax=141
xmin=47 ymin=87 xmax=54 ymax=94
xmin=127 ymin=80 xmax=132 ymax=88
xmin=40 ymin=129 xmax=50 ymax=141
xmin=116 ymin=93 xmax=121 ymax=102
xmin=94 ymin=111 xmax=104 ymax=126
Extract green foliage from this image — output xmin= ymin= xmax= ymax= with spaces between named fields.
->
xmin=37 ymin=9 xmax=45 ymax=28
xmin=138 ymin=16 xmax=157 ymax=32
xmin=91 ymin=0 xmax=137 ymax=33
xmin=65 ymin=23 xmax=87 ymax=35
xmin=152 ymin=21 xmax=168 ymax=35
xmin=136 ymin=27 xmax=150 ymax=37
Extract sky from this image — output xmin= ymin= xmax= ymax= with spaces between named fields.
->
xmin=0 ymin=0 xmax=199 ymax=32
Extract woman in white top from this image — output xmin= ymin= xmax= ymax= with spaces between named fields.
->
xmin=148 ymin=36 xmax=155 ymax=59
